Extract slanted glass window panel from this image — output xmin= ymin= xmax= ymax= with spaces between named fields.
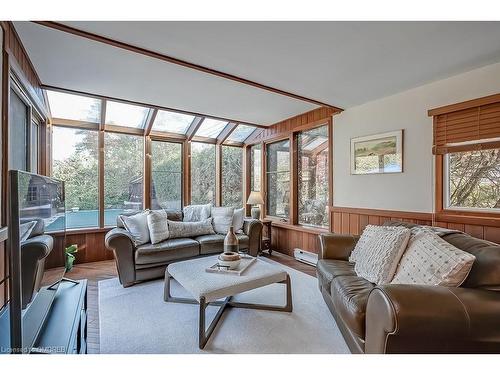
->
xmin=266 ymin=140 xmax=290 ymax=218
xmin=51 ymin=126 xmax=99 ymax=229
xmin=105 ymin=101 xmax=150 ymax=128
xmin=226 ymin=124 xmax=256 ymax=142
xmin=195 ymin=118 xmax=228 ymax=138
xmin=222 ymin=146 xmax=243 ymax=207
xmin=446 ymin=149 xmax=500 ymax=211
xmin=152 ymin=110 xmax=195 ymax=134
xmin=250 ymin=144 xmax=261 ymax=192
xmin=298 ymin=125 xmax=329 ymax=228
xmin=104 ymin=133 xmax=144 ymax=226
xmin=151 ymin=141 xmax=183 ymax=210
xmin=46 ymin=90 xmax=101 ymax=123
xmin=191 ymin=142 xmax=216 ymax=204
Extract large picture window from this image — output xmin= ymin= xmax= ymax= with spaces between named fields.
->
xmin=151 ymin=141 xmax=183 ymax=210
xmin=52 ymin=126 xmax=99 ymax=229
xmin=445 ymin=149 xmax=500 ymax=211
xmin=104 ymin=133 xmax=144 ymax=226
xmin=191 ymin=142 xmax=216 ymax=204
xmin=266 ymin=140 xmax=290 ymax=218
xmin=222 ymin=146 xmax=243 ymax=207
xmin=250 ymin=144 xmax=261 ymax=192
xmin=297 ymin=125 xmax=329 ymax=227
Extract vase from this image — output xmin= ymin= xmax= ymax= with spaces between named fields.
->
xmin=224 ymin=226 xmax=239 ymax=253
xmin=251 ymin=205 xmax=261 ymax=220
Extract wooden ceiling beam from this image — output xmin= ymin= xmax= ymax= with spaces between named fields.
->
xmin=186 ymin=117 xmax=204 ymax=141
xmin=216 ymin=123 xmax=237 ymax=145
xmin=42 ymin=84 xmax=267 ymax=128
xmin=33 ymin=21 xmax=343 ymax=112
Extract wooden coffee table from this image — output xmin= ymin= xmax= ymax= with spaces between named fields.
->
xmin=164 ymin=255 xmax=292 ymax=349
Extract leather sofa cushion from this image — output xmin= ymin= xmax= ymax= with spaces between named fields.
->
xmin=195 ymin=234 xmax=249 ymax=255
xmin=317 ymin=259 xmax=356 ymax=291
xmin=135 ymin=238 xmax=199 ymax=265
xmin=330 ymin=275 xmax=375 ymax=339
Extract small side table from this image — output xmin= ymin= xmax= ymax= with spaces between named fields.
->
xmin=260 ymin=219 xmax=272 ymax=255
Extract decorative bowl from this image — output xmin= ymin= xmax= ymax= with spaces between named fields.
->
xmin=218 ymin=252 xmax=241 ymax=269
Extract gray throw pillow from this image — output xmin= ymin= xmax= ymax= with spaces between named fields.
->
xmin=232 ymin=207 xmax=245 ymax=233
xmin=120 ymin=211 xmax=150 ymax=245
xmin=183 ymin=204 xmax=212 ymax=222
xmin=168 ymin=218 xmax=215 ymax=239
xmin=20 ymin=221 xmax=37 ymax=242
xmin=147 ymin=210 xmax=170 ymax=244
xmin=211 ymin=207 xmax=235 ymax=234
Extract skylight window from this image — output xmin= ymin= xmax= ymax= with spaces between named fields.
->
xmin=195 ymin=119 xmax=228 ymax=138
xmin=152 ymin=110 xmax=195 ymax=134
xmin=303 ymin=136 xmax=328 ymax=151
xmin=46 ymin=90 xmax=101 ymax=123
xmin=105 ymin=101 xmax=150 ymax=129
xmin=226 ymin=124 xmax=256 ymax=142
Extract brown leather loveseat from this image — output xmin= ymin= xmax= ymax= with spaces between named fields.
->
xmin=317 ymin=221 xmax=500 ymax=354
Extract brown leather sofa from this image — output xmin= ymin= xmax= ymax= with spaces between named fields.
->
xmin=317 ymin=221 xmax=500 ymax=354
xmin=105 ymin=210 xmax=263 ymax=287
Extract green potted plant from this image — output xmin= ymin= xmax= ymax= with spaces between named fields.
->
xmin=65 ymin=244 xmax=78 ymax=272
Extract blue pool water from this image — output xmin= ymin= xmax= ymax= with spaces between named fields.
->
xmin=46 ymin=209 xmax=124 ymax=232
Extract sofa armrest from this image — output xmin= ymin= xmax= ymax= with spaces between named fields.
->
xmin=318 ymin=233 xmax=359 ymax=261
xmin=365 ymin=284 xmax=500 ymax=353
xmin=105 ymin=228 xmax=137 ymax=287
xmin=243 ymin=218 xmax=263 ymax=257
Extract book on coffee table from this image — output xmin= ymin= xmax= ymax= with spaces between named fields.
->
xmin=205 ymin=256 xmax=257 ymax=276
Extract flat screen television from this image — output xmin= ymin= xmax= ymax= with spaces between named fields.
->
xmin=0 ymin=170 xmax=66 ymax=354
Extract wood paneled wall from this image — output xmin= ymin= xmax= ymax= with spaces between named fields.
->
xmin=271 ymin=223 xmax=324 ymax=256
xmin=1 ymin=22 xmax=46 ymax=311
xmin=1 ymin=22 xmax=45 ymax=105
xmin=46 ymin=229 xmax=114 ymax=269
xmin=249 ymin=107 xmax=338 ymax=144
xmin=330 ymin=206 xmax=500 ymax=244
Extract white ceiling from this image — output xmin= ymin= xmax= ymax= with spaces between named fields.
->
xmin=14 ymin=21 xmax=500 ymax=125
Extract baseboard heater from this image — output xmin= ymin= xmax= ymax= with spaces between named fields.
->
xmin=293 ymin=248 xmax=318 ymax=267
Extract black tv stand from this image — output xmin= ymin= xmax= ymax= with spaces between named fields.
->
xmin=33 ymin=279 xmax=88 ymax=354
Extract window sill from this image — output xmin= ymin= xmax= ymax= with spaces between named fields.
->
xmin=269 ymin=220 xmax=329 ymax=235
xmin=435 ymin=210 xmax=500 ymax=228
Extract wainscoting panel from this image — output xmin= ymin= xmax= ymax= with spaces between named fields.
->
xmin=330 ymin=206 xmax=500 ymax=244
xmin=46 ymin=229 xmax=113 ymax=268
xmin=270 ymin=222 xmax=325 ymax=256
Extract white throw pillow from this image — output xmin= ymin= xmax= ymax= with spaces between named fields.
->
xmin=391 ymin=228 xmax=475 ymax=287
xmin=211 ymin=206 xmax=235 ymax=234
xmin=147 ymin=210 xmax=170 ymax=244
xmin=353 ymin=225 xmax=411 ymax=284
xmin=232 ymin=207 xmax=245 ymax=233
xmin=120 ymin=211 xmax=150 ymax=245
xmin=168 ymin=218 xmax=215 ymax=239
xmin=20 ymin=221 xmax=37 ymax=242
xmin=183 ymin=204 xmax=212 ymax=222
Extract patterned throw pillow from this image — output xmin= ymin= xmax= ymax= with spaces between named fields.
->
xmin=391 ymin=228 xmax=475 ymax=287
xmin=167 ymin=218 xmax=215 ymax=239
xmin=211 ymin=207 xmax=235 ymax=234
xmin=353 ymin=225 xmax=411 ymax=284
xmin=147 ymin=210 xmax=170 ymax=244
xmin=120 ymin=211 xmax=151 ymax=245
xmin=183 ymin=204 xmax=212 ymax=222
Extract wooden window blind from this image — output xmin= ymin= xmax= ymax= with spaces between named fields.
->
xmin=429 ymin=94 xmax=500 ymax=154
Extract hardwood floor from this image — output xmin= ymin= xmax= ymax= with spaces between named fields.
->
xmin=67 ymin=251 xmax=316 ymax=354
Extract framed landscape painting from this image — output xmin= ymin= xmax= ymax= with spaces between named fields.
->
xmin=350 ymin=130 xmax=403 ymax=175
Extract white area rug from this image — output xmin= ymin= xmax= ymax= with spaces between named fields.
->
xmin=98 ymin=258 xmax=350 ymax=354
